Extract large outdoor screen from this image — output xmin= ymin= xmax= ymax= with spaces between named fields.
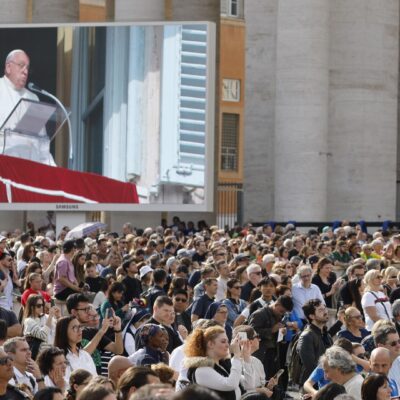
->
xmin=0 ymin=21 xmax=215 ymax=211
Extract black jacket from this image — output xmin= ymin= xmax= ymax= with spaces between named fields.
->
xmin=297 ymin=323 xmax=333 ymax=384
xmin=248 ymin=306 xmax=280 ymax=352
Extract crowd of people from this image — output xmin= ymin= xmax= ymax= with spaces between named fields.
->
xmin=0 ymin=218 xmax=400 ymax=400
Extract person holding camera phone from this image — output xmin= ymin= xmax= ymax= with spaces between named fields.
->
xmin=248 ymin=295 xmax=294 ymax=379
xmin=233 ymin=325 xmax=282 ymax=399
xmin=66 ymin=293 xmax=124 ymax=375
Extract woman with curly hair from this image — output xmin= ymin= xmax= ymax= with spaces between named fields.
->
xmin=183 ymin=326 xmax=251 ymax=400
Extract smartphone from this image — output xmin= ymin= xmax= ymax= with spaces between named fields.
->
xmin=106 ymin=308 xmax=113 ymax=319
xmin=50 ymin=299 xmax=55 ymax=307
xmin=237 ymin=332 xmax=247 ymax=341
xmin=274 ymin=369 xmax=284 ymax=381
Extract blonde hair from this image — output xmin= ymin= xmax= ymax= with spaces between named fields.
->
xmin=363 ymin=269 xmax=382 ymax=291
xmin=383 ymin=266 xmax=398 ymax=282
xmin=184 ymin=326 xmax=225 ymax=358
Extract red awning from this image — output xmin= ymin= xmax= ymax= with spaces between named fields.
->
xmin=0 ymin=154 xmax=139 ymax=204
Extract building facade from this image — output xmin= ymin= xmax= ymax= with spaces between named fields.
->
xmin=244 ymin=0 xmax=399 ymax=223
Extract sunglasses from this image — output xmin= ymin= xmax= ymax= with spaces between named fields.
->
xmin=356 ymin=353 xmax=368 ymax=359
xmin=388 ymin=339 xmax=400 ymax=347
xmin=35 ymin=304 xmax=44 ymax=308
xmin=174 ymin=297 xmax=187 ymax=302
xmin=0 ymin=356 xmax=12 ymax=365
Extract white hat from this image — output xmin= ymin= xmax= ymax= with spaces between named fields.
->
xmin=84 ymin=237 xmax=96 ymax=247
xmin=166 ymin=257 xmax=177 ymax=269
xmin=0 ymin=236 xmax=6 ymax=242
xmin=262 ymin=254 xmax=275 ymax=265
xmin=139 ymin=265 xmax=153 ymax=279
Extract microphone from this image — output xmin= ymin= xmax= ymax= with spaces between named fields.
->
xmin=27 ymin=82 xmax=45 ymax=94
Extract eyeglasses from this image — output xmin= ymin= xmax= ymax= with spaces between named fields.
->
xmin=76 ymin=307 xmax=91 ymax=313
xmin=71 ymin=325 xmax=84 ymax=332
xmin=0 ymin=356 xmax=13 ymax=365
xmin=388 ymin=339 xmax=400 ymax=347
xmin=174 ymin=297 xmax=187 ymax=302
xmin=216 ymin=253 xmax=226 ymax=257
xmin=9 ymin=61 xmax=30 ymax=71
xmin=35 ymin=304 xmax=44 ymax=308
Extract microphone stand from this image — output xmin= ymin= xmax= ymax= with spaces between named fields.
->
xmin=28 ymin=84 xmax=73 ymax=167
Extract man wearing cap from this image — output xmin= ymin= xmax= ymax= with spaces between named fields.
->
xmin=241 ymin=264 xmax=263 ymax=302
xmin=121 ymin=259 xmax=142 ymax=302
xmin=53 ymin=240 xmax=81 ymax=301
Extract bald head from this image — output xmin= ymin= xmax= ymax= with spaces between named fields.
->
xmin=370 ymin=347 xmax=392 ymax=375
xmin=108 ymin=355 xmax=133 ymax=385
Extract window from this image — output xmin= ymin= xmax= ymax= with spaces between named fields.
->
xmin=230 ymin=0 xmax=239 ymax=17
xmin=221 ymin=113 xmax=239 ymax=171
xmin=220 ymin=0 xmax=243 ymax=18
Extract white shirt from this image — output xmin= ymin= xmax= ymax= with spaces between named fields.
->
xmin=170 ymin=344 xmax=185 ymax=374
xmin=193 ymin=357 xmax=243 ymax=400
xmin=44 ymin=374 xmax=69 ymax=391
xmin=242 ymin=356 xmax=265 ymax=390
xmin=123 ymin=325 xmax=137 ymax=356
xmin=0 ymin=269 xmax=14 ymax=310
xmin=361 ymin=291 xmax=393 ymax=331
xmin=216 ymin=277 xmax=228 ymax=301
xmin=343 ymin=373 xmax=363 ymax=400
xmin=66 ymin=349 xmax=97 ymax=377
xmin=292 ymin=282 xmax=325 ymax=319
xmin=9 ymin=366 xmax=37 ymax=394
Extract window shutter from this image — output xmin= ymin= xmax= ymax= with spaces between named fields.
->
xmin=160 ymin=24 xmax=208 ymax=187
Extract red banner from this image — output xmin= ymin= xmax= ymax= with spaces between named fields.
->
xmin=0 ymin=155 xmax=139 ymax=204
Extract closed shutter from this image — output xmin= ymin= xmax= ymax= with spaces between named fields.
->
xmin=160 ymin=24 xmax=208 ymax=187
xmin=221 ymin=113 xmax=239 ymax=171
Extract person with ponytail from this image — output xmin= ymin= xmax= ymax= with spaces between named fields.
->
xmin=183 ymin=326 xmax=252 ymax=400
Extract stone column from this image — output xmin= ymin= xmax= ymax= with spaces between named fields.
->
xmin=274 ymin=0 xmax=330 ymax=221
xmin=327 ymin=1 xmax=399 ymax=221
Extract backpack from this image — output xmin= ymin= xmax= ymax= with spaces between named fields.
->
xmin=287 ymin=332 xmax=303 ymax=385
